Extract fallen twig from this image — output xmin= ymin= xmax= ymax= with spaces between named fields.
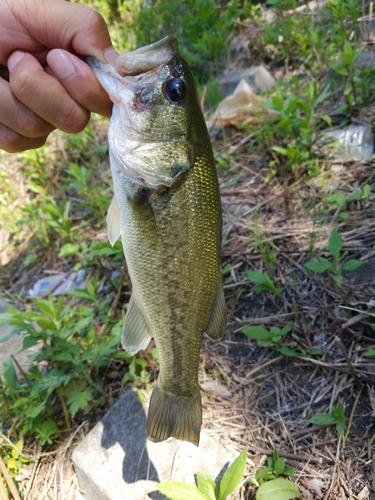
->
xmin=0 ymin=454 xmax=21 ymax=500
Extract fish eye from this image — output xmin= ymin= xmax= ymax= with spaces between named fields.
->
xmin=164 ymin=78 xmax=186 ymax=103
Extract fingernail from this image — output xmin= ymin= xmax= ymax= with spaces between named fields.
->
xmin=104 ymin=47 xmax=118 ymax=66
xmin=7 ymin=51 xmax=26 ymax=71
xmin=50 ymin=50 xmax=75 ymax=79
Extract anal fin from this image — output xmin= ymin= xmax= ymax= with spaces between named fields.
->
xmin=122 ymin=295 xmax=151 ymax=355
xmin=106 ymin=196 xmax=121 ymax=246
xmin=204 ymin=280 xmax=226 ymax=341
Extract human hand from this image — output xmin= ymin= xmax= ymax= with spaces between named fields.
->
xmin=0 ymin=0 xmax=118 ymax=153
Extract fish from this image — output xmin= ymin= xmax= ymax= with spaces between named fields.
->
xmin=86 ymin=36 xmax=226 ymax=446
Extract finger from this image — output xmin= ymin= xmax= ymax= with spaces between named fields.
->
xmin=0 ymin=123 xmax=48 ymax=153
xmin=0 ymin=75 xmax=55 ymax=138
xmin=46 ymin=49 xmax=113 ymax=117
xmin=8 ymin=51 xmax=90 ymax=134
xmin=12 ymin=0 xmax=115 ymax=62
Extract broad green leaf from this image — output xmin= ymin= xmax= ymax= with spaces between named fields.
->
xmin=22 ymin=336 xmax=39 ymax=350
xmin=26 ymin=401 xmax=46 ymax=419
xmin=274 ymin=457 xmax=286 ymax=476
xmin=272 ymin=146 xmax=288 ymax=156
xmin=279 ymin=322 xmax=293 ymax=335
xmin=246 ymin=271 xmax=268 ymax=285
xmin=67 ymin=388 xmax=94 ymax=416
xmin=282 ymin=466 xmax=296 ymax=476
xmin=196 ymin=472 xmax=217 ymax=500
xmin=277 ymin=347 xmax=299 ymax=357
xmin=341 ymin=259 xmax=363 ymax=271
xmin=335 ymin=420 xmax=345 ymax=435
xmin=328 ymin=229 xmax=342 ymax=258
xmin=332 ymin=403 xmax=346 ymax=421
xmin=242 ymin=326 xmax=272 ymax=341
xmin=219 ymin=449 xmax=247 ymax=499
xmin=363 ymin=184 xmax=371 ymax=198
xmin=255 ymin=467 xmax=275 ymax=481
xmin=58 ymin=243 xmax=80 ymax=257
xmin=309 ymin=413 xmax=336 ymax=425
xmin=34 ymin=299 xmax=55 ymax=319
xmin=330 ymin=64 xmax=349 ymax=76
xmin=364 ymin=349 xmax=375 ymax=357
xmin=304 ymin=258 xmax=333 ymax=273
xmin=319 ymin=114 xmax=332 ymax=126
xmin=156 ymin=482 xmax=208 ymax=500
xmin=2 ymin=357 xmax=17 ymax=391
xmin=256 ymin=478 xmax=301 ymax=500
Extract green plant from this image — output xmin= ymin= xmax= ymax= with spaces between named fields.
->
xmin=246 ymin=270 xmax=282 ymax=297
xmin=330 ymin=40 xmax=363 ymax=114
xmin=132 ymin=0 xmax=242 ymax=82
xmin=309 ymin=402 xmax=348 ymax=435
xmin=242 ymin=322 xmax=293 ymax=346
xmin=277 ymin=345 xmax=323 ymax=358
xmin=260 ymin=80 xmax=330 ymax=177
xmin=156 ymin=449 xmax=248 ymax=500
xmin=250 ymin=223 xmax=278 ymax=274
xmin=19 ymin=195 xmax=76 ymax=247
xmin=64 ymin=161 xmax=111 ymax=221
xmin=324 ymin=185 xmax=372 ymax=221
xmin=255 ymin=478 xmax=301 ymax=500
xmin=247 ymin=450 xmax=301 ymax=500
xmin=0 ymin=293 xmax=122 ymax=444
xmin=304 ymin=228 xmax=363 ymax=284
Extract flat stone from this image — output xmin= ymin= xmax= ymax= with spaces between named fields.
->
xmin=72 ymin=390 xmax=239 ymax=500
xmin=220 ymin=66 xmax=275 ymax=97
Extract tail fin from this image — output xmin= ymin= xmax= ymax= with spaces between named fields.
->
xmin=147 ymin=383 xmax=202 ymax=446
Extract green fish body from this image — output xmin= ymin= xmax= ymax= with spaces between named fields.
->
xmin=87 ymin=37 xmax=226 ymax=446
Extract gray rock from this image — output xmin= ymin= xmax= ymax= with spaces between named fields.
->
xmin=220 ymin=66 xmax=275 ymax=97
xmin=72 ymin=390 xmax=239 ymax=500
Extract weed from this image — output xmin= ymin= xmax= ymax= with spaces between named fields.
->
xmin=309 ymin=402 xmax=348 ymax=435
xmin=242 ymin=322 xmax=293 ymax=346
xmin=132 ymin=0 xmax=242 ymax=82
xmin=246 ymin=270 xmax=282 ymax=297
xmin=247 ymin=450 xmax=301 ymax=500
xmin=250 ymin=223 xmax=278 ymax=274
xmin=304 ymin=228 xmax=363 ymax=284
xmin=156 ymin=449 xmax=248 ymax=500
xmin=260 ymin=80 xmax=330 ymax=177
xmin=0 ymin=294 xmax=122 ymax=444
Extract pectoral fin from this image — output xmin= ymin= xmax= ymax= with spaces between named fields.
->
xmin=204 ymin=281 xmax=226 ymax=341
xmin=107 ymin=196 xmax=121 ymax=246
xmin=122 ymin=295 xmax=151 ymax=355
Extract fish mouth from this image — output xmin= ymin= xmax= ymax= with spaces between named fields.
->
xmin=115 ymin=37 xmax=179 ymax=76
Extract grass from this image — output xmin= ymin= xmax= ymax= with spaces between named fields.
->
xmin=1 ymin=0 xmax=375 ymax=498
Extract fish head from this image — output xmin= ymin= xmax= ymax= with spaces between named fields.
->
xmin=87 ymin=37 xmax=202 ymax=188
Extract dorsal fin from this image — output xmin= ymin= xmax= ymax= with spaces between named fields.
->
xmin=106 ymin=196 xmax=121 ymax=246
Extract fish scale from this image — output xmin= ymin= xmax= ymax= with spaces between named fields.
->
xmin=86 ymin=36 xmax=226 ymax=445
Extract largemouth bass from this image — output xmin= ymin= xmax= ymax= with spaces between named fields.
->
xmin=87 ymin=37 xmax=226 ymax=446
